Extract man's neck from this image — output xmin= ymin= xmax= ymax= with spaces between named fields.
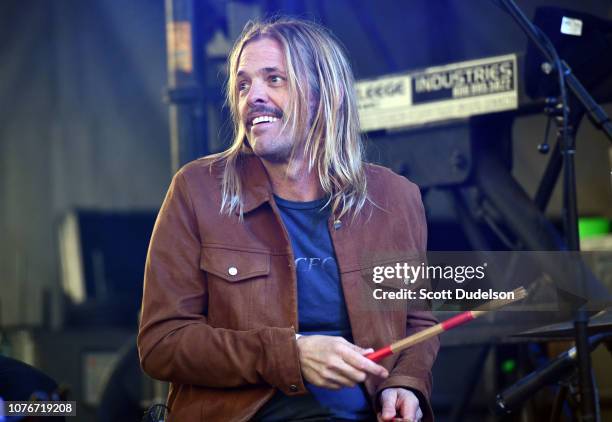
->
xmin=261 ymin=157 xmax=323 ymax=202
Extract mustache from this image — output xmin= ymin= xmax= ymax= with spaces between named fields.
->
xmin=245 ymin=105 xmax=283 ymax=123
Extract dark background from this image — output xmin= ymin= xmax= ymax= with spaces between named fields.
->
xmin=0 ymin=1 xmax=611 ymax=421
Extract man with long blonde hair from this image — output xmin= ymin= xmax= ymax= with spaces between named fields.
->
xmin=138 ymin=17 xmax=438 ymax=422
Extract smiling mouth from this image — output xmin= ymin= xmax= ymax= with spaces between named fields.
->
xmin=249 ymin=116 xmax=279 ymax=130
xmin=246 ymin=110 xmax=281 ymax=130
xmin=250 ymin=115 xmax=280 ymax=127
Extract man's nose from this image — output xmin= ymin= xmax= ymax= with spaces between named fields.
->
xmin=246 ymin=80 xmax=268 ymax=105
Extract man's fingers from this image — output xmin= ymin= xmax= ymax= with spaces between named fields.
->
xmin=298 ymin=336 xmax=388 ymax=389
xmin=327 ymin=358 xmax=368 ymax=384
xmin=322 ymin=378 xmax=345 ymax=390
xmin=399 ymin=395 xmax=419 ymax=421
xmin=317 ymin=376 xmax=345 ymax=390
xmin=321 ymin=362 xmax=363 ymax=387
xmin=380 ymin=388 xmax=422 ymax=421
xmin=325 ymin=341 xmax=386 ymax=385
xmin=320 ymin=349 xmax=365 ymax=386
xmin=380 ymin=389 xmax=398 ymax=420
xmin=304 ymin=367 xmax=351 ymax=390
xmin=345 ymin=342 xmax=372 ymax=355
xmin=340 ymin=347 xmax=389 ymax=378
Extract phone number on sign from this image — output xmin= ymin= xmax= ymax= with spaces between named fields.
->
xmin=3 ymin=401 xmax=76 ymax=417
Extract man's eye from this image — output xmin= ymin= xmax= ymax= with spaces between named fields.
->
xmin=238 ymin=81 xmax=250 ymax=92
xmin=269 ymin=75 xmax=284 ymax=84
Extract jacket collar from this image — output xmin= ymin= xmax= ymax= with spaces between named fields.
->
xmin=237 ymin=154 xmax=273 ymax=215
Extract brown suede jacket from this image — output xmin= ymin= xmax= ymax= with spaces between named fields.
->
xmin=137 ymin=154 xmax=440 ymax=422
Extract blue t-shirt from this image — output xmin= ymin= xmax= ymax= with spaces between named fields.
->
xmin=253 ymin=195 xmax=371 ymax=421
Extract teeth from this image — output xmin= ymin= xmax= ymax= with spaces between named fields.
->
xmin=252 ymin=116 xmax=278 ymax=125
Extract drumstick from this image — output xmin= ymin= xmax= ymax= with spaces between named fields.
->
xmin=366 ymin=287 xmax=527 ymax=362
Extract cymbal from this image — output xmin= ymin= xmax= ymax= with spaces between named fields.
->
xmin=513 ymin=310 xmax=612 ymax=339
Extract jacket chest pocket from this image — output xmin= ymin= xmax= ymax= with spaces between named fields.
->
xmin=200 ymin=245 xmax=270 ymax=282
xmin=199 ymin=244 xmax=271 ymax=329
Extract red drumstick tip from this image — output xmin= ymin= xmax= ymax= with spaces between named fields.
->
xmin=366 ymin=346 xmax=393 ymax=362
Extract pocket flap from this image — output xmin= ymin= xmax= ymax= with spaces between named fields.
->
xmin=200 ymin=245 xmax=270 ymax=282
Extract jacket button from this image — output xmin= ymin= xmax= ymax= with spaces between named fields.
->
xmin=289 ymin=384 xmax=298 ymax=392
xmin=228 ymin=266 xmax=238 ymax=276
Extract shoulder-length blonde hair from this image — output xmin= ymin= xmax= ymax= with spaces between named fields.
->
xmin=214 ymin=17 xmax=367 ymax=220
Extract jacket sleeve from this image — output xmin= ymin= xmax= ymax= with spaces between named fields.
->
xmin=375 ymin=181 xmax=440 ymax=422
xmin=137 ymin=170 xmax=306 ymax=396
